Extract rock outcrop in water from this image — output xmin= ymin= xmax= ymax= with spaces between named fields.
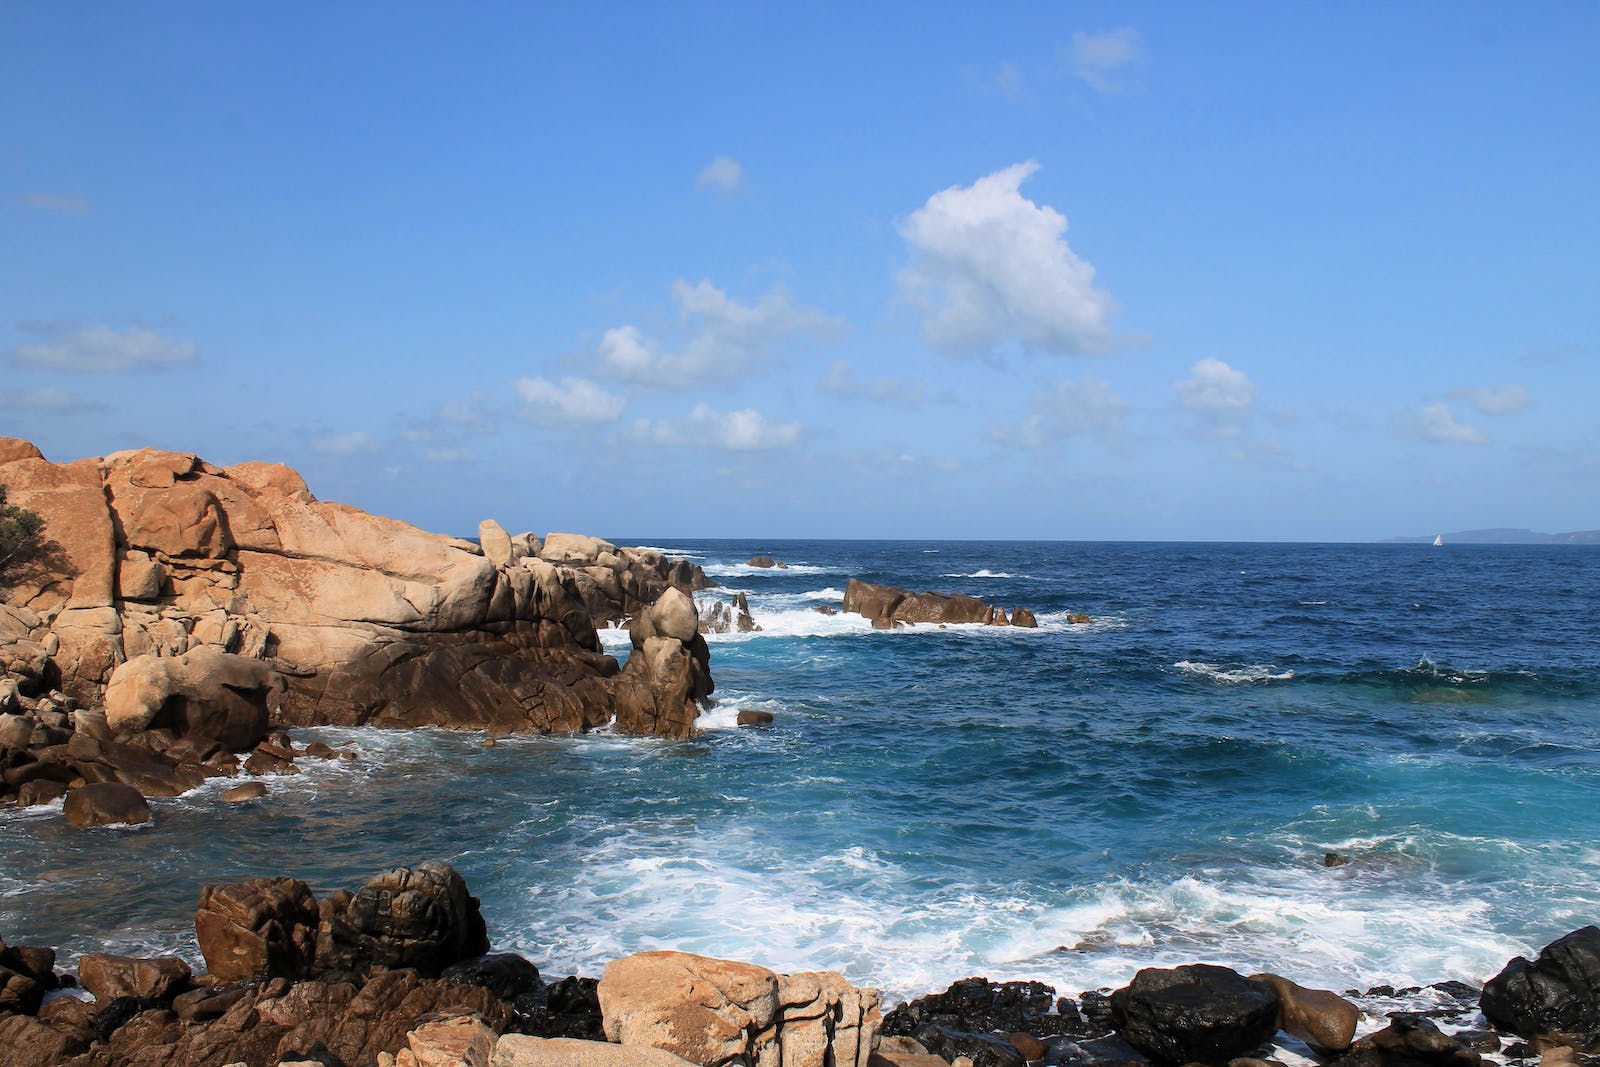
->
xmin=0 ymin=438 xmax=717 ymax=816
xmin=842 ymin=578 xmax=1039 ymax=630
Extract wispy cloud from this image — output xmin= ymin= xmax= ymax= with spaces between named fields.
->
xmin=7 ymin=322 xmax=197 ymax=372
xmin=1064 ymin=28 xmax=1146 ymax=94
xmin=998 ymin=376 xmax=1129 ymax=448
xmin=1399 ymin=402 xmax=1488 ymax=445
xmin=594 ymin=280 xmax=840 ymax=389
xmin=0 ymin=386 xmax=102 ymax=414
xmin=695 ymin=155 xmax=744 ymax=196
xmin=312 ymin=430 xmax=377 ymax=456
xmin=818 ymin=360 xmax=925 ymax=407
xmin=1451 ymin=384 xmax=1529 ymax=415
xmin=898 ymin=162 xmax=1113 ymax=356
xmin=17 ymin=192 xmax=89 ymax=216
xmin=512 ymin=375 xmax=626 ymax=426
xmin=633 ymin=403 xmax=802 ymax=452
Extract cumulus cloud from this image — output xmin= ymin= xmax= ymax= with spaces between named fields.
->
xmin=1403 ymin=402 xmax=1488 ymax=445
xmin=695 ymin=155 xmax=743 ymax=196
xmin=1175 ymin=358 xmax=1256 ymax=434
xmin=595 ymin=280 xmax=839 ymax=389
xmin=897 ymin=162 xmax=1113 ymax=355
xmin=312 ymin=431 xmax=376 ymax=456
xmin=1452 ymin=384 xmax=1529 ymax=415
xmin=0 ymin=386 xmax=101 ymax=414
xmin=17 ymin=192 xmax=89 ymax=216
xmin=7 ymin=322 xmax=198 ymax=372
xmin=634 ymin=403 xmax=802 ymax=452
xmin=1064 ymin=28 xmax=1145 ymax=93
xmin=818 ymin=361 xmax=925 ymax=407
xmin=1003 ymin=377 xmax=1129 ymax=448
xmin=513 ymin=376 xmax=626 ymax=426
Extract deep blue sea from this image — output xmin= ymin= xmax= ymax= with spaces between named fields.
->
xmin=4 ymin=541 xmax=1598 ymax=1003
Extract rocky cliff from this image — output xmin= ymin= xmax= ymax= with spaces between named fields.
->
xmin=0 ymin=438 xmax=712 ymax=748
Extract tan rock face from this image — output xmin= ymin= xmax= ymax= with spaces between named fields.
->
xmin=77 ymin=952 xmax=192 ymax=1003
xmin=598 ymin=951 xmax=880 ymax=1067
xmin=0 ymin=439 xmax=711 ymax=740
xmin=492 ymin=1036 xmax=702 ymax=1067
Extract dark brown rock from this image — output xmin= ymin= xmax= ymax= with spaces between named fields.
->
xmin=0 ymin=1013 xmax=90 ymax=1066
xmin=221 ymin=781 xmax=267 ymax=802
xmin=1481 ymin=926 xmax=1600 ymax=1037
xmin=77 ymin=953 xmax=192 ymax=1003
xmin=736 ymin=710 xmax=775 ymax=726
xmin=1110 ymin=965 xmax=1280 ymax=1065
xmin=1328 ymin=1015 xmax=1482 ymax=1067
xmin=195 ymin=876 xmax=319 ymax=982
xmin=63 ymin=782 xmax=151 ymax=827
xmin=16 ymin=778 xmax=68 ymax=806
xmin=0 ymin=963 xmax=43 ymax=1015
xmin=1011 ymin=608 xmax=1038 ymax=628
xmin=314 ymin=862 xmax=489 ymax=978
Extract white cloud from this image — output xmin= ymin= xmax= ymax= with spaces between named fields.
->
xmin=1175 ymin=358 xmax=1256 ymax=434
xmin=312 ymin=431 xmax=376 ymax=456
xmin=897 ymin=162 xmax=1113 ymax=355
xmin=695 ymin=155 xmax=743 ymax=196
xmin=818 ymin=360 xmax=925 ymax=407
xmin=424 ymin=446 xmax=476 ymax=464
xmin=1452 ymin=384 xmax=1529 ymax=415
xmin=17 ymin=192 xmax=89 ymax=216
xmin=7 ymin=322 xmax=197 ymax=372
xmin=633 ymin=403 xmax=802 ymax=452
xmin=595 ymin=280 xmax=839 ymax=388
xmin=1407 ymin=402 xmax=1488 ymax=445
xmin=1004 ymin=377 xmax=1128 ymax=448
xmin=513 ymin=376 xmax=626 ymax=425
xmin=1065 ymin=28 xmax=1145 ymax=93
xmin=0 ymin=386 xmax=100 ymax=414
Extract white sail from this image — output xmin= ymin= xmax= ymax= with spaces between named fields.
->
xmin=1433 ymin=534 xmax=1444 ymax=546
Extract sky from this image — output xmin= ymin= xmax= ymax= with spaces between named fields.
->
xmin=2 ymin=2 xmax=1597 ymax=542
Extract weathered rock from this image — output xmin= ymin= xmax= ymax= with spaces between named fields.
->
xmin=221 ymin=781 xmax=267 ymax=802
xmin=1328 ymin=1015 xmax=1482 ymax=1067
xmin=398 ymin=1011 xmax=498 ymax=1067
xmin=0 ymin=963 xmax=44 ymax=1015
xmin=599 ymin=951 xmax=878 ymax=1067
xmin=1251 ymin=973 xmax=1360 ymax=1052
xmin=1011 ymin=608 xmax=1038 ymax=628
xmin=1109 ymin=965 xmax=1280 ymax=1065
xmin=737 ymin=710 xmax=774 ymax=726
xmin=77 ymin=952 xmax=192 ymax=1003
xmin=102 ymin=647 xmax=281 ymax=751
xmin=479 ymin=520 xmax=514 ymax=567
xmin=63 ymin=781 xmax=151 ymax=827
xmin=492 ymin=1035 xmax=702 ymax=1067
xmin=2 ymin=440 xmax=716 ymax=745
xmin=195 ymin=876 xmax=319 ymax=982
xmin=1481 ymin=926 xmax=1600 ymax=1037
xmin=0 ymin=1013 xmax=90 ymax=1065
xmin=315 ymin=862 xmax=490 ymax=978
xmin=843 ymin=579 xmax=1037 ymax=631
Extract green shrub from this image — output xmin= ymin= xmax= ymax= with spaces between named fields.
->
xmin=0 ymin=483 xmax=46 ymax=586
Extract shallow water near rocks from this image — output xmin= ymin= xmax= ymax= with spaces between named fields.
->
xmin=3 ymin=540 xmax=1598 ymax=1004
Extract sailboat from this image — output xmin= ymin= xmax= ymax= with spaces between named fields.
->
xmin=1432 ymin=534 xmax=1444 ymax=547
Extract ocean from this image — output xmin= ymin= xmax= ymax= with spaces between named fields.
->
xmin=3 ymin=540 xmax=1597 ymax=1004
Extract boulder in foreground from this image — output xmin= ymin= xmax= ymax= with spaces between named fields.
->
xmin=1109 ymin=964 xmax=1279 ymax=1064
xmin=63 ymin=782 xmax=150 ymax=827
xmin=1480 ymin=925 xmax=1600 ymax=1037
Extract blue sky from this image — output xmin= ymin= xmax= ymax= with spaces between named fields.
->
xmin=3 ymin=3 xmax=1596 ymax=541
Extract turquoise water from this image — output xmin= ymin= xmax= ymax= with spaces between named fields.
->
xmin=3 ymin=541 xmax=1597 ymax=1001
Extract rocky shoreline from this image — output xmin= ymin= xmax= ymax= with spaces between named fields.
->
xmin=1 ymin=438 xmax=723 ymax=825
xmin=0 ymin=860 xmax=1595 ymax=1067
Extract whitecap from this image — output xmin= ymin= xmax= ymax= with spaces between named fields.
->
xmin=1174 ymin=660 xmax=1296 ymax=684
